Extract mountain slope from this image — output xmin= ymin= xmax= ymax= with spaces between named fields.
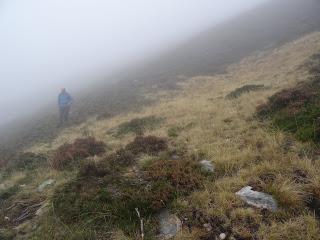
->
xmin=1 ymin=31 xmax=319 ymax=239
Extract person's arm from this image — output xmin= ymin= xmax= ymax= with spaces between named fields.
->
xmin=68 ymin=94 xmax=74 ymax=105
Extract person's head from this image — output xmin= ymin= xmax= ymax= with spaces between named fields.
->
xmin=61 ymin=88 xmax=66 ymax=93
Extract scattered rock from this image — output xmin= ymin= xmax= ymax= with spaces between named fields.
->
xmin=158 ymin=209 xmax=182 ymax=239
xmin=200 ymin=160 xmax=214 ymax=173
xmin=203 ymin=223 xmax=212 ymax=232
xmin=236 ymin=186 xmax=278 ymax=212
xmin=219 ymin=233 xmax=227 ymax=240
xmin=38 ymin=179 xmax=55 ymax=192
xmin=171 ymin=155 xmax=179 ymax=160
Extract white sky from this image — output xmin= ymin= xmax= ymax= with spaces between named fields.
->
xmin=0 ymin=0 xmax=267 ymax=124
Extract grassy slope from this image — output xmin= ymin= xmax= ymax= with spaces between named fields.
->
xmin=1 ymin=32 xmax=319 ymax=239
xmin=2 ymin=0 xmax=320 ymax=153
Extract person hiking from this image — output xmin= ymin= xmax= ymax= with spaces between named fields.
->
xmin=58 ymin=88 xmax=73 ymax=126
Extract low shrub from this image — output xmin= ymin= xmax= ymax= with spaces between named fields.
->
xmin=143 ymin=159 xmax=204 ymax=195
xmin=104 ymin=148 xmax=136 ymax=167
xmin=125 ymin=135 xmax=168 ymax=155
xmin=256 ymin=79 xmax=320 ymax=144
xmin=52 ymin=158 xmax=207 ymax=237
xmin=78 ymin=160 xmax=110 ymax=178
xmin=0 ymin=148 xmax=16 ymax=169
xmin=11 ymin=152 xmax=47 ymax=171
xmin=52 ymin=175 xmax=171 ymax=238
xmin=226 ymin=84 xmax=266 ymax=99
xmin=51 ymin=137 xmax=106 ymax=170
xmin=115 ymin=116 xmax=164 ymax=136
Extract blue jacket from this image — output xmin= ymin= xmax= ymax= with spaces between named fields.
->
xmin=58 ymin=91 xmax=73 ymax=107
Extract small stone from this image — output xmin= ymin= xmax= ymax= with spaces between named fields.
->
xmin=4 ymin=216 xmax=10 ymax=221
xmin=203 ymin=223 xmax=212 ymax=232
xmin=219 ymin=233 xmax=226 ymax=240
xmin=236 ymin=186 xmax=278 ymax=212
xmin=171 ymin=155 xmax=179 ymax=160
xmin=200 ymin=160 xmax=214 ymax=173
xmin=38 ymin=179 xmax=55 ymax=192
xmin=158 ymin=209 xmax=182 ymax=239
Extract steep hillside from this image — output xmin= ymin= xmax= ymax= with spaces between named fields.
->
xmin=1 ymin=32 xmax=320 ymax=240
xmin=1 ymin=0 xmax=320 ymax=152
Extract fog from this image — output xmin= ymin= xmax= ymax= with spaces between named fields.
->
xmin=0 ymin=0 xmax=267 ymax=126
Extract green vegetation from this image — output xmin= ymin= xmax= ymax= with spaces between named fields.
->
xmin=114 ymin=116 xmax=164 ymax=136
xmin=49 ymin=134 xmax=210 ymax=239
xmin=257 ymin=79 xmax=320 ymax=144
xmin=226 ymin=84 xmax=266 ymax=99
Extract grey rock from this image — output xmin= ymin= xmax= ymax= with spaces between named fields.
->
xmin=203 ymin=223 xmax=212 ymax=232
xmin=236 ymin=186 xmax=278 ymax=212
xmin=158 ymin=209 xmax=182 ymax=239
xmin=200 ymin=160 xmax=214 ymax=173
xmin=219 ymin=233 xmax=227 ymax=240
xmin=171 ymin=155 xmax=180 ymax=160
xmin=38 ymin=179 xmax=55 ymax=192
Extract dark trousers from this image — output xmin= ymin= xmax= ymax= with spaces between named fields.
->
xmin=59 ymin=106 xmax=70 ymax=125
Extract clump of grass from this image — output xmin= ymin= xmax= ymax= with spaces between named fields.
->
xmin=104 ymin=148 xmax=136 ymax=167
xmin=114 ymin=116 xmax=164 ymax=136
xmin=167 ymin=122 xmax=195 ymax=138
xmin=52 ymin=175 xmax=169 ymax=238
xmin=125 ymin=135 xmax=168 ymax=155
xmin=258 ymin=215 xmax=320 ymax=240
xmin=0 ymin=185 xmax=20 ymax=201
xmin=78 ymin=160 xmax=110 ymax=178
xmin=307 ymin=53 xmax=320 ymax=75
xmin=230 ymin=208 xmax=262 ymax=239
xmin=0 ymin=148 xmax=16 ymax=170
xmin=50 ymin=137 xmax=106 ymax=170
xmin=9 ymin=152 xmax=47 ymax=171
xmin=0 ymin=229 xmax=14 ymax=240
xmin=226 ymin=84 xmax=266 ymax=99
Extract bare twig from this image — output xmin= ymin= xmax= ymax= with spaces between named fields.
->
xmin=135 ymin=208 xmax=144 ymax=240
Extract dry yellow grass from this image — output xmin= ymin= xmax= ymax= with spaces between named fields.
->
xmin=22 ymin=31 xmax=320 ymax=239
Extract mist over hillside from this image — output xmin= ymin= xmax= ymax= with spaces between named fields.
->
xmin=2 ymin=1 xmax=320 ymax=239
xmin=1 ymin=0 xmax=320 ymax=150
